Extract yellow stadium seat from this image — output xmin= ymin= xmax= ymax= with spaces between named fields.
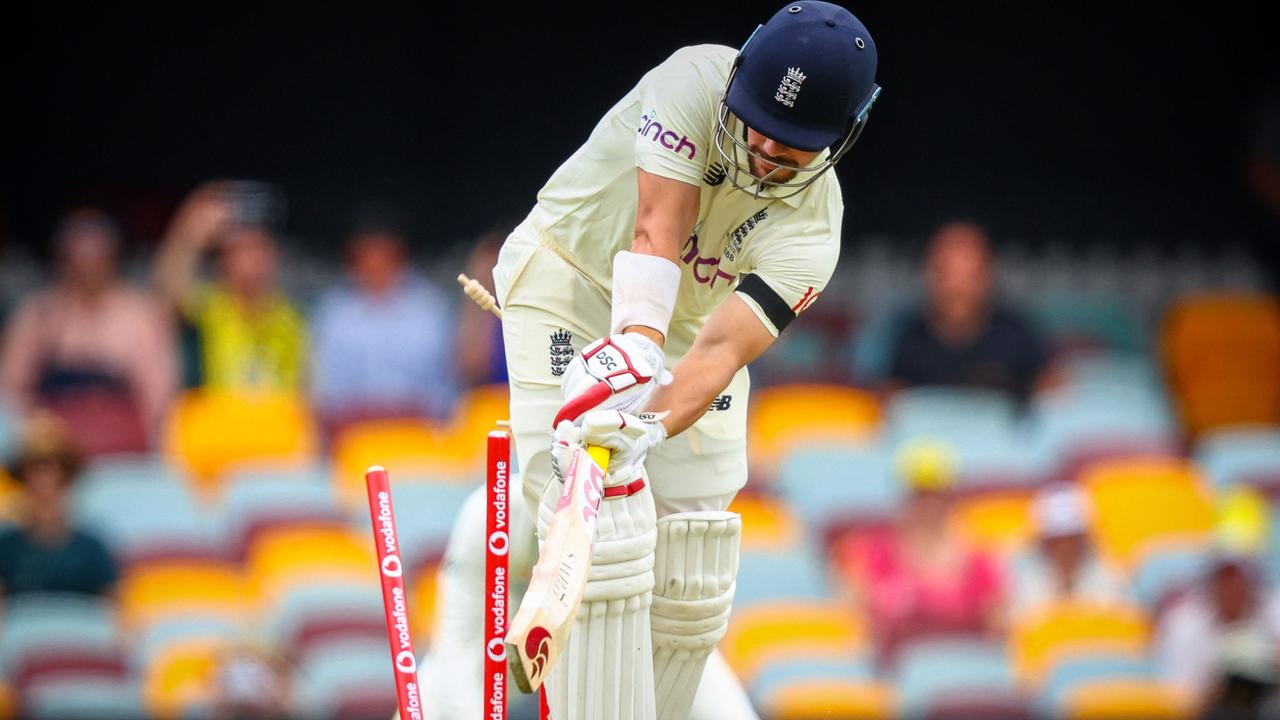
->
xmin=760 ymin=679 xmax=893 ymax=720
xmin=444 ymin=384 xmax=510 ymax=449
xmin=748 ymin=385 xmax=881 ymax=472
xmin=1081 ymin=459 xmax=1216 ymax=571
xmin=120 ymin=562 xmax=245 ymax=631
xmin=410 ymin=560 xmax=442 ymax=644
xmin=730 ymin=494 xmax=802 ymax=551
xmin=244 ymin=525 xmax=378 ymax=608
xmin=1162 ymin=294 xmax=1280 ymax=438
xmin=143 ymin=640 xmax=223 ymax=720
xmin=721 ymin=601 xmax=867 ymax=684
xmin=0 ymin=469 xmax=20 ymax=525
xmin=1009 ymin=602 xmax=1151 ymax=687
xmin=950 ymin=490 xmax=1036 ymax=555
xmin=164 ymin=390 xmax=316 ymax=494
xmin=1063 ymin=679 xmax=1192 ymax=720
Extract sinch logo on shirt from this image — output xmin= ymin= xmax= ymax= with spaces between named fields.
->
xmin=638 ymin=110 xmax=697 ymax=160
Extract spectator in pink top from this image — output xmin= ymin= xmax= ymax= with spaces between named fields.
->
xmin=0 ymin=210 xmax=177 ymax=454
xmin=836 ymin=441 xmax=1005 ymax=665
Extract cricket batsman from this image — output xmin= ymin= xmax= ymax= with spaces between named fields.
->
xmin=420 ymin=3 xmax=880 ymax=718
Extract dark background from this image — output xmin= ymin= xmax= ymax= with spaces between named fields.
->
xmin=5 ymin=3 xmax=1277 ymax=260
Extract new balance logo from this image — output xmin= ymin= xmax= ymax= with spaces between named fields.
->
xmin=703 ymin=162 xmax=726 ymax=186
xmin=708 ymin=395 xmax=732 ymax=412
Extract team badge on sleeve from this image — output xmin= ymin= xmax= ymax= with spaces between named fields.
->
xmin=549 ymin=329 xmax=574 ymax=377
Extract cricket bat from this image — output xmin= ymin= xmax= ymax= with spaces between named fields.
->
xmin=505 ymin=441 xmax=610 ymax=694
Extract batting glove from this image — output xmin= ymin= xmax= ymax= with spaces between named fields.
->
xmin=556 ymin=333 xmax=671 ymax=425
xmin=550 ymin=411 xmax=667 ymax=484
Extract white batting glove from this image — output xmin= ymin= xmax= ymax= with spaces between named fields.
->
xmin=551 ymin=411 xmax=667 ymax=484
xmin=557 ymin=333 xmax=671 ymax=424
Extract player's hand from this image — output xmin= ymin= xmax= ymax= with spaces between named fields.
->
xmin=557 ymin=333 xmax=671 ymax=423
xmin=551 ymin=411 xmax=667 ymax=484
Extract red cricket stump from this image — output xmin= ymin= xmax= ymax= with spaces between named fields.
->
xmin=485 ymin=431 xmax=511 ymax=720
xmin=486 ymin=429 xmax=551 ymax=720
xmin=366 ymin=466 xmax=424 ymax=720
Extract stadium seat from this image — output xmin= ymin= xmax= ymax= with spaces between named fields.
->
xmin=165 ymin=390 xmax=317 ymax=494
xmin=119 ymin=561 xmax=245 ymax=632
xmin=0 ymin=595 xmax=121 ymax=683
xmin=892 ymin=637 xmax=1015 ymax=719
xmin=721 ymin=600 xmax=867 ymax=684
xmin=1061 ymin=679 xmax=1192 ymax=719
xmin=0 ymin=681 xmax=11 ymax=720
xmin=331 ymin=420 xmax=470 ymax=506
xmin=132 ymin=616 xmax=242 ymax=670
xmin=1032 ymin=296 xmax=1148 ymax=354
xmin=777 ymin=444 xmax=898 ymax=533
xmin=1038 ymin=655 xmax=1152 ymax=717
xmin=1081 ymin=459 xmax=1216 ymax=571
xmin=410 ymin=559 xmax=443 ymax=642
xmin=885 ymin=387 xmax=1016 ymax=442
xmin=71 ymin=458 xmax=217 ymax=563
xmin=350 ymin=480 xmax=475 ymax=571
xmin=750 ymin=656 xmax=875 ymax=703
xmin=1029 ymin=386 xmax=1177 ymax=481
xmin=0 ymin=397 xmax=17 ymax=461
xmin=1130 ymin=545 xmax=1209 ymax=612
xmin=949 ymin=489 xmax=1036 ymax=556
xmin=757 ymin=678 xmax=894 ymax=720
xmin=0 ymin=469 xmax=20 ymax=525
xmin=1194 ymin=426 xmax=1280 ymax=492
xmin=217 ymin=466 xmax=343 ymax=559
xmin=440 ymin=383 xmax=511 ymax=455
xmin=1054 ymin=353 xmax=1163 ymax=394
xmin=1162 ymin=294 xmax=1280 ymax=438
xmin=245 ymin=525 xmax=378 ymax=609
xmin=747 ymin=384 xmax=881 ymax=471
xmin=292 ymin=637 xmax=398 ymax=720
xmin=141 ymin=639 xmax=222 ymax=719
xmin=731 ymin=492 xmax=803 ymax=551
xmin=1009 ymin=602 xmax=1151 ymax=687
xmin=20 ymin=675 xmax=145 ymax=720
xmin=734 ymin=547 xmax=830 ymax=608
xmin=263 ymin=582 xmax=387 ymax=654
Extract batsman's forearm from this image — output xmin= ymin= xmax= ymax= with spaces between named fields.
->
xmin=648 ymin=352 xmax=737 ymax=438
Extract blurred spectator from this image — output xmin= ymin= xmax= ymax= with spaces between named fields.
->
xmin=212 ymin=643 xmax=293 ymax=720
xmin=886 ymin=221 xmax=1049 ymax=401
xmin=455 ymin=224 xmax=509 ymax=388
xmin=836 ymin=442 xmax=1005 ymax=664
xmin=0 ymin=415 xmax=118 ymax=599
xmin=154 ymin=183 xmax=306 ymax=392
xmin=310 ymin=211 xmax=457 ymax=428
xmin=0 ymin=209 xmax=176 ymax=454
xmin=1009 ymin=483 xmax=1126 ymax=616
xmin=1155 ymin=489 xmax=1279 ymax=717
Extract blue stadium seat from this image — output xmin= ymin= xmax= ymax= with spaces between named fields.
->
xmin=264 ymin=582 xmax=387 ymax=653
xmin=71 ymin=457 xmax=216 ymax=560
xmin=750 ymin=656 xmax=874 ymax=707
xmin=351 ymin=479 xmax=476 ymax=570
xmin=1195 ymin=427 xmax=1280 ymax=491
xmin=1031 ymin=296 xmax=1148 ymax=353
xmin=777 ymin=444 xmax=898 ymax=529
xmin=292 ymin=637 xmax=398 ymax=720
xmin=21 ymin=676 xmax=144 ymax=719
xmin=1038 ymin=654 xmax=1152 ymax=716
xmin=0 ymin=594 xmax=120 ymax=678
xmin=1028 ymin=385 xmax=1176 ymax=471
xmin=217 ymin=465 xmax=343 ymax=554
xmin=1131 ymin=547 xmax=1208 ymax=610
xmin=892 ymin=637 xmax=1015 ymax=719
xmin=885 ymin=387 xmax=1018 ymax=443
xmin=1055 ymin=353 xmax=1163 ymax=395
xmin=131 ymin=616 xmax=242 ymax=669
xmin=1269 ymin=507 xmax=1280 ymax=586
xmin=735 ymin=546 xmax=830 ymax=608
xmin=0 ymin=397 xmax=18 ymax=462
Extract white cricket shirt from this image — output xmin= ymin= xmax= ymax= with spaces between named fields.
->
xmin=523 ymin=44 xmax=844 ymax=357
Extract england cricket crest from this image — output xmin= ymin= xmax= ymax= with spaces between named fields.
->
xmin=549 ymin=329 xmax=574 ymax=377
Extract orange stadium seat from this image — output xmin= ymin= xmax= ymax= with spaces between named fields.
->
xmin=443 ymin=384 xmax=510 ymax=448
xmin=164 ymin=390 xmax=316 ymax=495
xmin=759 ymin=679 xmax=893 ymax=720
xmin=410 ymin=560 xmax=442 ymax=644
xmin=730 ymin=493 xmax=803 ymax=551
xmin=0 ymin=469 xmax=20 ymax=524
xmin=748 ymin=384 xmax=880 ymax=474
xmin=119 ymin=562 xmax=246 ymax=631
xmin=722 ymin=600 xmax=866 ymax=685
xmin=142 ymin=640 xmax=223 ymax=720
xmin=0 ymin=681 xmax=12 ymax=720
xmin=244 ymin=525 xmax=378 ymax=609
xmin=1081 ymin=459 xmax=1216 ymax=572
xmin=1162 ymin=294 xmax=1280 ymax=438
xmin=332 ymin=421 xmax=471 ymax=505
xmin=1009 ymin=602 xmax=1151 ymax=688
xmin=949 ymin=489 xmax=1036 ymax=556
xmin=1062 ymin=679 xmax=1192 ymax=720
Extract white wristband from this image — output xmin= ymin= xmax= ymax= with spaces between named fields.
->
xmin=610 ymin=250 xmax=681 ymax=337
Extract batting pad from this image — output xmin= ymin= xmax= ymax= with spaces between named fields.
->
xmin=650 ymin=511 xmax=741 ymax=720
xmin=539 ymin=470 xmax=658 ymax=720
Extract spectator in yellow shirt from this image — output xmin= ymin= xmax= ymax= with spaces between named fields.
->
xmin=154 ymin=183 xmax=305 ymax=392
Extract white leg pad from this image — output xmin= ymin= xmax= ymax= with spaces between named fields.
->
xmin=538 ymin=470 xmax=658 ymax=720
xmin=650 ymin=511 xmax=741 ymax=720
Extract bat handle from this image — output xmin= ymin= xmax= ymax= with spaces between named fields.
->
xmin=457 ymin=273 xmax=503 ymax=319
xmin=586 ymin=443 xmax=611 ymax=472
